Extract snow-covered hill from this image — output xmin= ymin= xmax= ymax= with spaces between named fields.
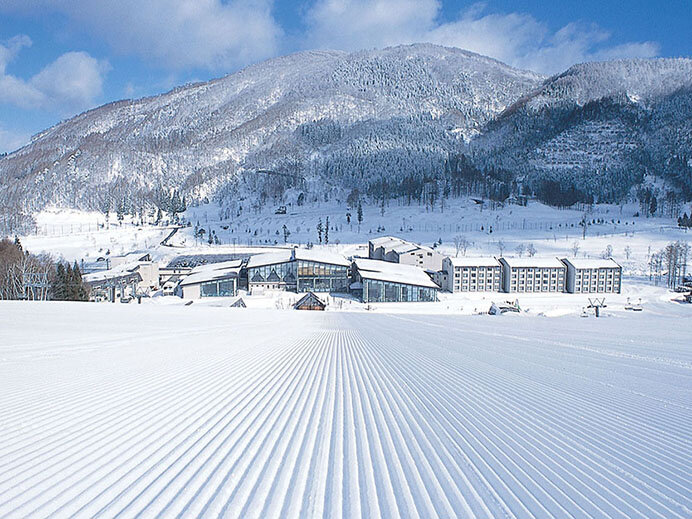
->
xmin=0 ymin=44 xmax=541 ymax=223
xmin=521 ymin=58 xmax=692 ymax=109
xmin=473 ymin=58 xmax=692 ymax=205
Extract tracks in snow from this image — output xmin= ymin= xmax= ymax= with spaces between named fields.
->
xmin=0 ymin=306 xmax=690 ymax=518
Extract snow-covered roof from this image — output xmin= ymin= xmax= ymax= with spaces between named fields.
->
xmin=109 ymin=252 xmax=151 ymax=267
xmin=246 ymin=250 xmax=293 ymax=268
xmin=561 ymin=258 xmax=621 ymax=269
xmin=179 ymin=260 xmax=243 ymax=286
xmin=371 ymin=236 xmax=436 ymax=256
xmin=166 ymin=253 xmax=253 ymax=269
xmin=447 ymin=256 xmax=501 ymax=267
xmin=499 ymin=257 xmax=566 ymax=268
xmin=390 ymin=243 xmax=424 ymax=254
xmin=162 ymin=276 xmax=181 ymax=286
xmin=83 ymin=261 xmax=144 ymax=283
xmin=369 ymin=236 xmax=400 ymax=247
xmin=247 ymin=248 xmax=350 ymax=268
xmin=293 ymin=248 xmax=350 ymax=266
xmin=354 ymin=258 xmax=439 ymax=289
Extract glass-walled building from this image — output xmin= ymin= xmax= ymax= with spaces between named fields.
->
xmin=351 ymin=258 xmax=439 ymax=303
xmin=246 ymin=249 xmax=350 ymax=293
xmin=297 ymin=259 xmax=349 ymax=292
xmin=178 ymin=260 xmax=242 ymax=299
xmin=247 ymin=252 xmax=297 ymax=290
xmin=200 ymin=278 xmax=237 ymax=297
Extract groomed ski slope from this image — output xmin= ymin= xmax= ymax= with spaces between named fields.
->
xmin=0 ymin=302 xmax=690 ymax=519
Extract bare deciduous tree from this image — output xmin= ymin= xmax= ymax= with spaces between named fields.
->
xmin=453 ymin=235 xmax=470 ymax=257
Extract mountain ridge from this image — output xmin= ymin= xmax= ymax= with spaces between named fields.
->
xmin=1 ymin=44 xmax=691 ymax=234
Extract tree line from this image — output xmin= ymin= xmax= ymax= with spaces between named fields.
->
xmin=0 ymin=238 xmax=89 ymax=301
xmin=649 ymin=241 xmax=690 ymax=289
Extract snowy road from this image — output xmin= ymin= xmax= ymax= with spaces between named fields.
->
xmin=0 ymin=302 xmax=690 ymax=518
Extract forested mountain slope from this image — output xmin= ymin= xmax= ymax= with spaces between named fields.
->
xmin=0 ymin=44 xmax=541 ymax=229
xmin=470 ymin=58 xmax=692 ymax=207
xmin=1 ymin=46 xmax=691 ymax=234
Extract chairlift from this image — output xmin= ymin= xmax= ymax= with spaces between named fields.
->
xmin=587 ymin=297 xmax=606 ymax=317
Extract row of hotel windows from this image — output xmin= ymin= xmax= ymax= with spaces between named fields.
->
xmin=575 ymin=281 xmax=619 ymax=288
xmin=576 ymin=272 xmax=617 ymax=278
xmin=454 ymin=271 xmax=500 ymax=278
xmin=511 ymin=271 xmax=564 ymax=278
xmin=449 ymin=265 xmax=620 ymax=293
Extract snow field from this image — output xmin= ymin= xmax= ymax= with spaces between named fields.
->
xmin=0 ymin=302 xmax=690 ymax=518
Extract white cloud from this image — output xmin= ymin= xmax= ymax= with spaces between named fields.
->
xmin=31 ymin=52 xmax=109 ymax=110
xmin=303 ymin=1 xmax=660 ymax=74
xmin=305 ymin=0 xmax=438 ymax=51
xmin=0 ymin=0 xmax=282 ymax=71
xmin=0 ymin=34 xmax=32 ymax=73
xmin=0 ymin=36 xmax=109 ymax=112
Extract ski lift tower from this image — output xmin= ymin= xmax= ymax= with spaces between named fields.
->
xmin=22 ymin=272 xmax=49 ymax=301
xmin=587 ymin=297 xmax=607 ymax=317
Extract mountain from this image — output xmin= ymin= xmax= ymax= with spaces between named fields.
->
xmin=0 ymin=44 xmax=542 ymax=231
xmin=1 ymin=45 xmax=692 ymax=235
xmin=471 ymin=58 xmax=692 ymax=207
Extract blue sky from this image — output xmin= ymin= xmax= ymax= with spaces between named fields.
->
xmin=0 ymin=0 xmax=689 ymax=153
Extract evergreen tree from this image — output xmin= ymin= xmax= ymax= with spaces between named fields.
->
xmin=316 ymin=219 xmax=323 ymax=244
xmin=357 ymin=201 xmax=363 ymax=232
xmin=65 ymin=263 xmax=74 ymax=299
xmin=325 ymin=217 xmax=329 ymax=245
xmin=52 ymin=263 xmax=67 ymax=301
xmin=116 ymin=199 xmax=125 ymax=224
xmin=65 ymin=263 xmax=86 ymax=300
xmin=70 ymin=261 xmax=89 ymax=301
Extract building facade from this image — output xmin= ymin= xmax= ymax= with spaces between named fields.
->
xmin=178 ymin=260 xmax=242 ymax=299
xmin=498 ymin=257 xmax=566 ymax=293
xmin=561 ymin=258 xmax=622 ymax=293
xmin=352 ymin=258 xmax=439 ymax=303
xmin=368 ymin=236 xmax=445 ymax=271
xmin=84 ymin=271 xmax=142 ymax=302
xmin=443 ymin=257 xmax=502 ymax=292
xmin=83 ymin=254 xmax=158 ymax=302
xmin=246 ymin=249 xmax=350 ymax=293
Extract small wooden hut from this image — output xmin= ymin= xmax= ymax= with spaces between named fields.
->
xmin=294 ymin=292 xmax=326 ymax=311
